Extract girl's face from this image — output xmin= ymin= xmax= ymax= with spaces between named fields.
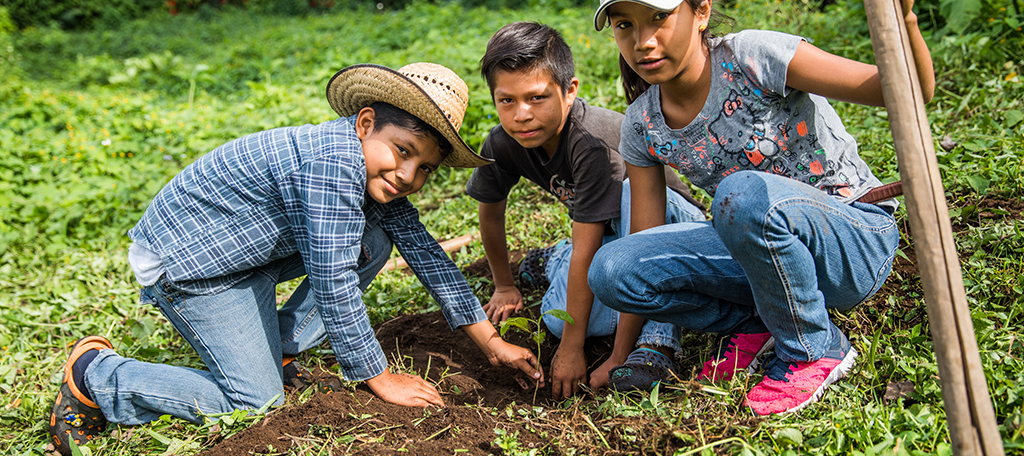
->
xmin=607 ymin=1 xmax=709 ymax=86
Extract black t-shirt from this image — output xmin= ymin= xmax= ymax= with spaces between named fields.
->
xmin=466 ymin=98 xmax=700 ymax=224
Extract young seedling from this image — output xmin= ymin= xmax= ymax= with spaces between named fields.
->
xmin=499 ymin=309 xmax=574 ymax=404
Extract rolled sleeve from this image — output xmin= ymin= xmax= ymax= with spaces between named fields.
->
xmin=285 ymin=154 xmax=388 ymax=382
xmin=381 ymin=199 xmax=487 ymax=329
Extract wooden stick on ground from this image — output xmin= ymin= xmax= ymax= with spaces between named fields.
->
xmin=383 ymin=233 xmax=477 ymax=271
xmin=862 ymin=1 xmax=1003 ymax=454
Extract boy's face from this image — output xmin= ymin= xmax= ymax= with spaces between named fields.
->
xmin=356 ymin=107 xmax=443 ymax=204
xmin=492 ymin=68 xmax=579 ymax=157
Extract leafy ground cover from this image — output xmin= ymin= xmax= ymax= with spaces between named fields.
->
xmin=1 ymin=0 xmax=1023 ymax=455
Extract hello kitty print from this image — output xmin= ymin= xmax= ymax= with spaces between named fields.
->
xmin=621 ymin=30 xmax=884 ymax=203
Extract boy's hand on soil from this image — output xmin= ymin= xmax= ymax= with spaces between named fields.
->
xmin=365 ymin=371 xmax=445 ymax=408
xmin=486 ymin=339 xmax=544 ymax=387
xmin=550 ymin=345 xmax=587 ymax=399
xmin=483 ymin=286 xmax=523 ymax=324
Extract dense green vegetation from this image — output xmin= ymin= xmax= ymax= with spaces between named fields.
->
xmin=0 ymin=0 xmax=1022 ymax=454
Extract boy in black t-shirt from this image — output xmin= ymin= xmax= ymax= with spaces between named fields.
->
xmin=466 ymin=22 xmax=705 ymax=398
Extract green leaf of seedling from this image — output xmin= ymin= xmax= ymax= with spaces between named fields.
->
xmin=500 ymin=317 xmax=531 ymax=337
xmin=542 ymin=309 xmax=574 ymax=325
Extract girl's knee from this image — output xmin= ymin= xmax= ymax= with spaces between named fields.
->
xmin=711 ymin=171 xmax=767 ymax=219
xmin=711 ymin=172 xmax=772 ymax=240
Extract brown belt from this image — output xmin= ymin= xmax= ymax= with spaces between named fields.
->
xmin=857 ymin=181 xmax=903 ymax=204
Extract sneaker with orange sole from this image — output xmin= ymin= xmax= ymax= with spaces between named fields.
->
xmin=48 ymin=336 xmax=112 ymax=455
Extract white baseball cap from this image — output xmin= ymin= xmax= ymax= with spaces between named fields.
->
xmin=593 ymin=0 xmax=687 ymax=31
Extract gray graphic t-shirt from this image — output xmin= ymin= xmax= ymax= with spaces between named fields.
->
xmin=621 ymin=30 xmax=893 ymax=209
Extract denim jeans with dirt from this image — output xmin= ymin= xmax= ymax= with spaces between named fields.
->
xmin=541 ymin=179 xmax=706 ymax=352
xmin=587 ymin=171 xmax=900 ymax=364
xmin=84 ymin=226 xmax=392 ymax=425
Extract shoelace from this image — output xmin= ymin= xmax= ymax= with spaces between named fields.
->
xmin=713 ymin=334 xmax=738 ymax=359
xmin=761 ymin=354 xmax=798 ymax=382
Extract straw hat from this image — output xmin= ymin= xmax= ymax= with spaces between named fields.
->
xmin=326 ymin=62 xmax=492 ymax=168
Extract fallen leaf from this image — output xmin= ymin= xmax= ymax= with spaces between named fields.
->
xmin=884 ymin=380 xmax=916 ymax=402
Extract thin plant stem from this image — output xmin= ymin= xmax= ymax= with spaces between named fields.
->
xmin=582 ymin=414 xmax=610 ymax=449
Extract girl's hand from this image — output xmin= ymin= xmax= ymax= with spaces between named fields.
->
xmin=482 ymin=285 xmax=524 ymax=325
xmin=588 ymin=355 xmax=626 ymax=390
xmin=365 ymin=370 xmax=445 ymax=408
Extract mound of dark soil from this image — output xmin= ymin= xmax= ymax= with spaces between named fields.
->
xmin=201 ymin=255 xmax=617 ymax=456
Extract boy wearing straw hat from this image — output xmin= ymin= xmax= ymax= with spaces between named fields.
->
xmin=467 ymin=22 xmax=705 ymax=399
xmin=48 ymin=62 xmax=543 ymax=455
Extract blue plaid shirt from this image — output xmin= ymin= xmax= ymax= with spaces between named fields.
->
xmin=128 ymin=116 xmax=487 ymax=381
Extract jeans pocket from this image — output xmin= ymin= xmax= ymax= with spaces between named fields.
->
xmin=153 ymin=277 xmax=191 ymax=312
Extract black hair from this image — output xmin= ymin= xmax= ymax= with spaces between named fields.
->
xmin=618 ymin=0 xmax=731 ymax=104
xmin=479 ymin=21 xmax=576 ymax=97
xmin=368 ymin=102 xmax=452 ymax=158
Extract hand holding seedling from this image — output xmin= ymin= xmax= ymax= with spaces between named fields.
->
xmin=365 ymin=370 xmax=445 ymax=408
xmin=464 ymin=321 xmax=544 ymax=386
xmin=498 ymin=309 xmax=574 ymax=403
xmin=483 ymin=285 xmax=524 ymax=325
xmin=487 ymin=338 xmax=545 ymax=385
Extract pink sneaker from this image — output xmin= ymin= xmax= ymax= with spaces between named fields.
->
xmin=746 ymin=330 xmax=857 ymax=415
xmin=696 ymin=332 xmax=774 ymax=382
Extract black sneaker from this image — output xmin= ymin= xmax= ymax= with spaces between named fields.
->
xmin=49 ymin=336 xmax=112 ymax=455
xmin=282 ymin=357 xmax=314 ymax=393
xmin=517 ymin=243 xmax=560 ymax=289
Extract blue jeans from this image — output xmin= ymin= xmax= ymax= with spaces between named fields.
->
xmin=542 ymin=179 xmax=706 ymax=352
xmin=85 ymin=226 xmax=392 ymax=425
xmin=588 ymin=171 xmax=899 ymax=363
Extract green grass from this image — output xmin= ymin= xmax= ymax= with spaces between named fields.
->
xmin=1 ymin=0 xmax=1023 ymax=454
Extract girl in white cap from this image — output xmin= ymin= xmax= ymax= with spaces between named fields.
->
xmin=588 ymin=0 xmax=933 ymax=415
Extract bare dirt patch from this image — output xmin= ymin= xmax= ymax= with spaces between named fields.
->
xmin=207 ymin=204 xmax=1024 ymax=455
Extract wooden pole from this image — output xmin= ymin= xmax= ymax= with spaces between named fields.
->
xmin=383 ymin=233 xmax=477 ymax=271
xmin=862 ymin=0 xmax=1004 ymax=454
